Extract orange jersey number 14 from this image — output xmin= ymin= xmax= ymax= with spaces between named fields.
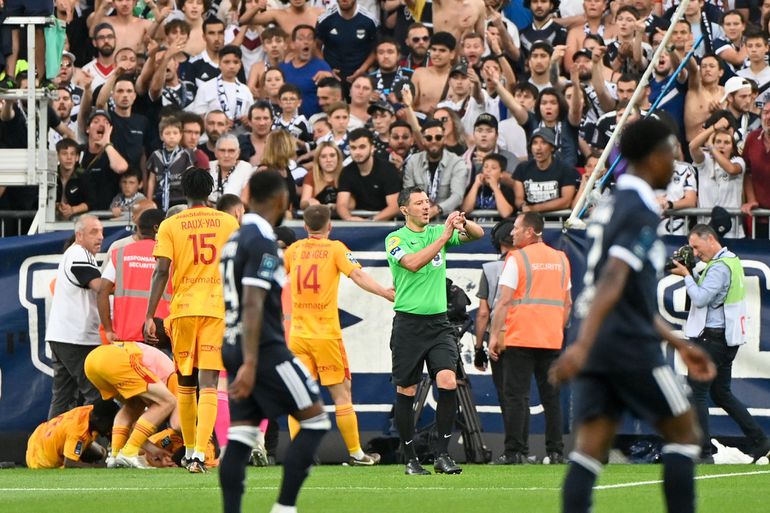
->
xmin=295 ymin=264 xmax=321 ymax=294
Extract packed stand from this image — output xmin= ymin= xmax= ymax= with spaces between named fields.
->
xmin=1 ymin=0 xmax=770 ymax=236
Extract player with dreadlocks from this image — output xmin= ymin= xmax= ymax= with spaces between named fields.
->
xmin=144 ymin=167 xmax=240 ymax=473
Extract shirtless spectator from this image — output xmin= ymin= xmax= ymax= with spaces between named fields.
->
xmin=241 ymin=0 xmax=323 ymax=39
xmin=179 ymin=0 xmax=208 ymax=56
xmin=89 ymin=0 xmax=153 ymax=54
xmin=239 ymin=102 xmax=272 ymax=166
xmin=411 ymin=32 xmax=457 ymax=114
xmin=565 ymin=0 xmax=616 ymax=73
xmin=247 ymin=27 xmax=289 ymax=99
xmin=684 ymin=54 xmax=725 ymax=143
xmin=433 ymin=0 xmax=486 ymax=43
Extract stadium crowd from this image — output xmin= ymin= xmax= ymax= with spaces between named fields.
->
xmin=2 ymin=0 xmax=770 ymax=236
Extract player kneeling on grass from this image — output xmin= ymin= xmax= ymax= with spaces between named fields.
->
xmin=26 ymin=399 xmax=119 ymax=469
xmin=219 ymin=171 xmax=330 ymax=513
xmin=285 ymin=204 xmax=395 ymax=466
xmin=85 ymin=341 xmax=178 ymax=469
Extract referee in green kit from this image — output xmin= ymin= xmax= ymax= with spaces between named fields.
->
xmin=386 ymin=186 xmax=484 ymax=475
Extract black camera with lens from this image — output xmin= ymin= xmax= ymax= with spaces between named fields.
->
xmin=665 ymin=244 xmax=696 ymax=272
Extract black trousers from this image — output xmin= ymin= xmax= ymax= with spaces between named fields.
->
xmin=501 ymin=347 xmax=563 ymax=455
xmin=48 ymin=341 xmax=100 ymax=420
xmin=689 ymin=328 xmax=768 ymax=456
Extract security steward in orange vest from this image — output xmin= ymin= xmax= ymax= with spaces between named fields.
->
xmin=488 ymin=212 xmax=572 ymax=464
xmin=98 ymin=209 xmax=171 ymax=345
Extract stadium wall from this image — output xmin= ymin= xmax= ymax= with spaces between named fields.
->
xmin=2 ymin=227 xmax=770 ymax=442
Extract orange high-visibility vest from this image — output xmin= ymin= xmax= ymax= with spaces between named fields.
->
xmin=503 ymin=242 xmax=570 ymax=350
xmin=112 ymin=239 xmax=171 ymax=342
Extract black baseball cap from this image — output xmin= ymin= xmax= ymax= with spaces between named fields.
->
xmin=573 ymin=49 xmax=592 ymax=61
xmin=474 ymin=113 xmax=498 ymax=130
xmin=367 ymin=100 xmax=395 ymax=116
xmin=450 ymin=62 xmax=468 ymax=77
xmin=88 ymin=109 xmax=111 ymax=124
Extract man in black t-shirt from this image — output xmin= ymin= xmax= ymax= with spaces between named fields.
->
xmin=80 ymin=110 xmax=130 ymax=211
xmin=550 ymin=118 xmax=715 ymax=513
xmin=336 ymin=128 xmax=402 ymax=221
xmin=512 ymin=127 xmax=579 ymax=213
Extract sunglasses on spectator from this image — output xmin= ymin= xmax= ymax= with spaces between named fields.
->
xmin=424 ymin=134 xmax=444 ymax=142
xmin=411 ymin=36 xmax=430 ymax=43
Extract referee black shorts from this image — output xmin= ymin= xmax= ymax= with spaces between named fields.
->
xmin=389 ymin=311 xmax=459 ymax=387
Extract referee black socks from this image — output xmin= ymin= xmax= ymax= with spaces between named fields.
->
xmin=395 ymin=393 xmax=417 ymax=460
xmin=436 ymin=388 xmax=457 ymax=454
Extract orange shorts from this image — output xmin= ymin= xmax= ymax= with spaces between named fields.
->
xmin=84 ymin=343 xmax=159 ymax=401
xmin=289 ymin=337 xmax=350 ymax=386
xmin=167 ymin=316 xmax=224 ymax=375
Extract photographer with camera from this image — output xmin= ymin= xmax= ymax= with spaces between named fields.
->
xmin=671 ymin=224 xmax=770 ymax=461
xmin=488 ymin=212 xmax=572 ymax=464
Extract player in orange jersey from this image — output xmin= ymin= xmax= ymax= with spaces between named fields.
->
xmin=26 ymin=399 xmax=119 ymax=469
xmin=144 ymin=167 xmax=239 ymax=473
xmin=284 ymin=204 xmax=395 ymax=466
xmin=84 ymin=341 xmax=178 ymax=469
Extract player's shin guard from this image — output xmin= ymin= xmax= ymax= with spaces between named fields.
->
xmin=177 ymin=385 xmax=198 ymax=454
xmin=436 ymin=388 xmax=457 ymax=454
xmin=194 ymin=388 xmax=218 ymax=456
xmin=277 ymin=413 xmax=330 ymax=507
xmin=335 ymin=404 xmax=363 ymax=456
xmin=121 ymin=418 xmax=157 ymax=457
xmin=395 ymin=393 xmax=417 ymax=459
xmin=563 ymin=452 xmax=603 ymax=513
xmin=214 ymin=389 xmax=231 ymax=448
xmin=220 ymin=425 xmax=259 ymax=513
xmin=662 ymin=444 xmax=699 ymax=513
xmin=111 ymin=425 xmax=130 ymax=455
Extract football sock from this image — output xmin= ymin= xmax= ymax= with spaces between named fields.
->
xmin=662 ymin=444 xmax=698 ymax=513
xmin=111 ymin=424 xmax=130 ymax=455
xmin=214 ymin=389 xmax=230 ymax=448
xmin=335 ymin=404 xmax=364 ymax=458
xmin=219 ymin=439 xmax=252 ymax=513
xmin=394 ymin=393 xmax=417 ymax=460
xmin=278 ymin=413 xmax=328 ymax=507
xmin=563 ymin=452 xmax=602 ymax=513
xmin=288 ymin=415 xmax=301 ymax=440
xmin=435 ymin=388 xmax=457 ymax=454
xmin=195 ymin=388 xmax=218 ymax=455
xmin=259 ymin=418 xmax=269 ymax=434
xmin=121 ymin=418 xmax=157 ymax=457
xmin=177 ymin=385 xmax=198 ymax=453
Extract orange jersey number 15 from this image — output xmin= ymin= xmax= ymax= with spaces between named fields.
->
xmin=295 ymin=264 xmax=321 ymax=294
xmin=189 ymin=233 xmax=217 ymax=265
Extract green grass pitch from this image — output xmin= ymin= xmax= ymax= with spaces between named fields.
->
xmin=3 ymin=464 xmax=770 ymax=513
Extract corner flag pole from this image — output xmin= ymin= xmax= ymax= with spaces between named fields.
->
xmin=564 ymin=0 xmax=693 ymax=230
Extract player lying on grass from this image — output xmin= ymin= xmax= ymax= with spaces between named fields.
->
xmin=26 ymin=399 xmax=119 ymax=469
xmin=84 ymin=341 xmax=178 ymax=469
xmin=285 ymin=204 xmax=395 ymax=466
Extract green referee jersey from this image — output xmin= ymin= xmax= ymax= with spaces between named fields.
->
xmin=385 ymin=224 xmax=462 ymax=315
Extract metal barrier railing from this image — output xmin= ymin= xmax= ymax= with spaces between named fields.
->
xmin=0 ymin=210 xmax=36 ymax=237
